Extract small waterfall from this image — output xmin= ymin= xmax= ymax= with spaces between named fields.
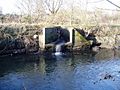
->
xmin=55 ymin=41 xmax=65 ymax=55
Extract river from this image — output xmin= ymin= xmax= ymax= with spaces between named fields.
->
xmin=0 ymin=49 xmax=120 ymax=90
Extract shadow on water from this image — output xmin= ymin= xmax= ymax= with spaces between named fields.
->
xmin=1 ymin=49 xmax=120 ymax=90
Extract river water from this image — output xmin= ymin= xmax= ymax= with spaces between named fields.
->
xmin=1 ymin=49 xmax=120 ymax=90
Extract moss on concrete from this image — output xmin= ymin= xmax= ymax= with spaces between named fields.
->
xmin=74 ymin=30 xmax=90 ymax=47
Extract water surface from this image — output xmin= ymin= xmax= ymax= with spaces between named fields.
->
xmin=1 ymin=49 xmax=120 ymax=90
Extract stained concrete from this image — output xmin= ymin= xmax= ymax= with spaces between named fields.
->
xmin=39 ymin=26 xmax=74 ymax=50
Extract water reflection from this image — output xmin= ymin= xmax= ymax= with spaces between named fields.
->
xmin=0 ymin=49 xmax=120 ymax=90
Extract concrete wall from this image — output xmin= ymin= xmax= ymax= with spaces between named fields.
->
xmin=73 ymin=28 xmax=90 ymax=48
xmin=39 ymin=26 xmax=73 ymax=49
xmin=38 ymin=29 xmax=45 ymax=49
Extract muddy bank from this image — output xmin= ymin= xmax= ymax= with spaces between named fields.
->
xmin=0 ymin=36 xmax=39 ymax=56
xmin=0 ymin=24 xmax=42 ymax=56
xmin=89 ymin=25 xmax=120 ymax=49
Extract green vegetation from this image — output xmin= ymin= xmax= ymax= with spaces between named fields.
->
xmin=74 ymin=30 xmax=90 ymax=47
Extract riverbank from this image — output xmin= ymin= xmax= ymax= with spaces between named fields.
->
xmin=0 ymin=24 xmax=120 ymax=56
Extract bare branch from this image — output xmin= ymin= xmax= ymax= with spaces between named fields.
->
xmin=44 ymin=0 xmax=63 ymax=14
xmin=106 ymin=0 xmax=120 ymax=9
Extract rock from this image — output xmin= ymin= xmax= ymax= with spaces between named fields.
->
xmin=103 ymin=74 xmax=113 ymax=79
xmin=92 ymin=46 xmax=100 ymax=52
xmin=99 ymin=72 xmax=113 ymax=80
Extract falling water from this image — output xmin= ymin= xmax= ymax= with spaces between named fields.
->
xmin=54 ymin=41 xmax=65 ymax=55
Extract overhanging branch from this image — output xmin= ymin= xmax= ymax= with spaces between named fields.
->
xmin=106 ymin=0 xmax=120 ymax=9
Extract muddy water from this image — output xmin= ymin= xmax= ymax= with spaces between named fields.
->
xmin=0 ymin=49 xmax=120 ymax=90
